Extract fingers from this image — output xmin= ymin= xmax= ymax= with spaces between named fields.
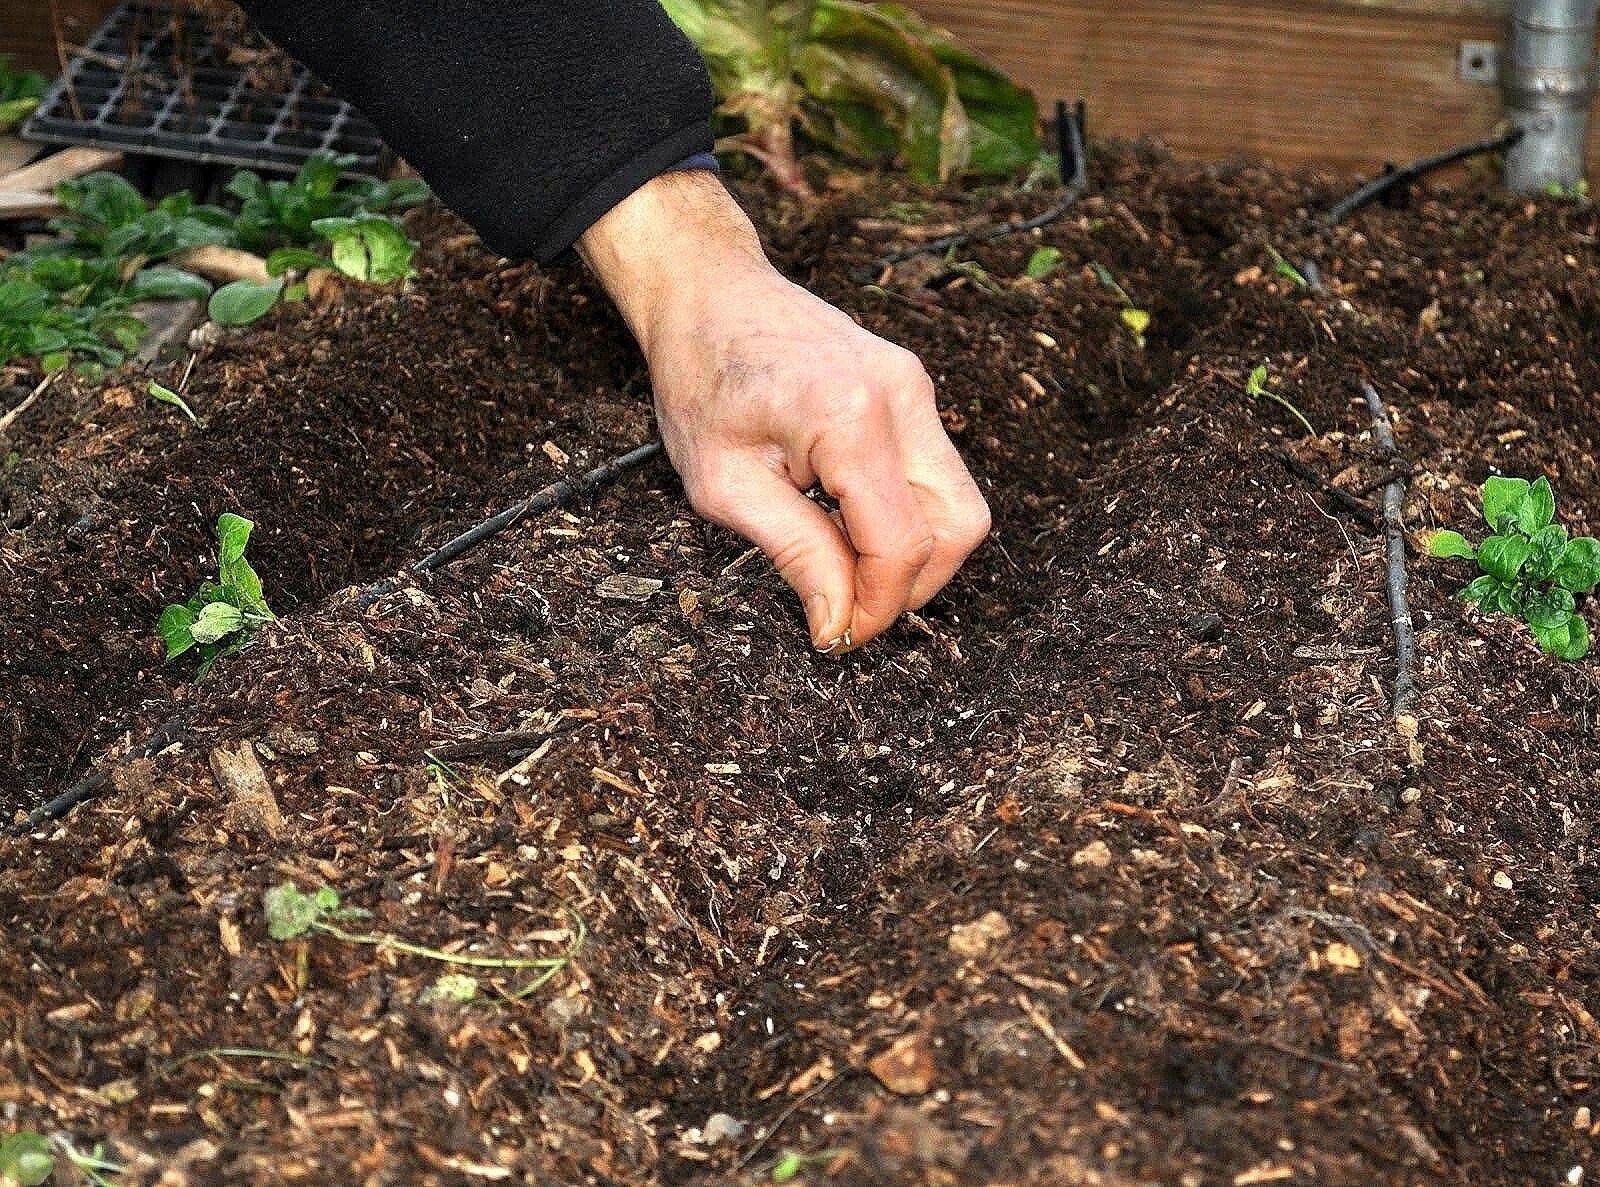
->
xmin=809 ymin=398 xmax=937 ymax=648
xmin=894 ymin=394 xmax=992 ymax=610
xmin=688 ymin=459 xmax=857 ymax=648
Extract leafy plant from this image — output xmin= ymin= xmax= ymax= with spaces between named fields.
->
xmin=0 ymin=274 xmax=143 ymax=374
xmin=158 ymin=513 xmax=275 ymax=671
xmin=0 ymin=1132 xmax=53 ymax=1187
xmin=660 ymin=0 xmax=1039 ymax=193
xmin=44 ymin=173 xmax=234 ymax=264
xmin=264 ymin=882 xmax=582 ymax=998
xmin=309 ymin=215 xmax=416 ymax=283
xmin=1243 ymin=363 xmax=1315 ymax=436
xmin=1427 ymin=476 xmax=1600 ymax=660
xmin=228 ymin=152 xmax=428 ymax=253
xmin=0 ymin=57 xmax=47 ymax=132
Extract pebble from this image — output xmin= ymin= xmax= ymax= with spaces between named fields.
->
xmin=1185 ymin=612 xmax=1225 ymax=643
xmin=1492 ymin=871 xmax=1514 ymax=891
xmin=868 ymin=1031 xmax=936 ymax=1096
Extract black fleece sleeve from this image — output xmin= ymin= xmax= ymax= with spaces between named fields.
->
xmin=236 ymin=1 xmax=716 ymax=264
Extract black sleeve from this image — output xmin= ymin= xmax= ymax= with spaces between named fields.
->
xmin=236 ymin=1 xmax=716 ymax=264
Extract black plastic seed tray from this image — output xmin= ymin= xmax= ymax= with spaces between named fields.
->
xmin=23 ymin=0 xmax=386 ymax=173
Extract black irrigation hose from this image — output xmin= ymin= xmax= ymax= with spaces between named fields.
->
xmin=1358 ymin=379 xmax=1418 ymax=719
xmin=851 ymin=98 xmax=1090 ymax=283
xmin=13 ymin=439 xmax=665 ymax=837
xmin=1324 ymin=127 xmax=1525 ymax=225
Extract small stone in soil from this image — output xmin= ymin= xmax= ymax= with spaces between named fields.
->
xmin=1185 ymin=612 xmax=1225 ymax=642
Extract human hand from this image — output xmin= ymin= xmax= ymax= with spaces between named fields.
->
xmin=579 ymin=171 xmax=989 ymax=651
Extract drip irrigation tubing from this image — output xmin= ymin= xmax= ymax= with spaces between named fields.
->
xmin=1324 ymin=128 xmax=1525 ymax=225
xmin=13 ymin=439 xmax=665 ymax=836
xmin=852 ymin=98 xmax=1090 ymax=283
xmin=1357 ymin=379 xmax=1418 ymax=719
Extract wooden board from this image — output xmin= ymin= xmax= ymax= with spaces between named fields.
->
xmin=3 ymin=0 xmax=120 ymax=75
xmin=917 ymin=0 xmax=1597 ymax=176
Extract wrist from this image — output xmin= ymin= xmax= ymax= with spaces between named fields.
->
xmin=577 ymin=170 xmax=769 ymax=356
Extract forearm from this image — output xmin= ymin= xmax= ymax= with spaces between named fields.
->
xmin=577 ymin=171 xmax=768 ymax=357
xmin=236 ymin=0 xmax=715 ymax=263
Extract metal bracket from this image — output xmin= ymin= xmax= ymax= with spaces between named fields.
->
xmin=1458 ymin=40 xmax=1503 ymax=84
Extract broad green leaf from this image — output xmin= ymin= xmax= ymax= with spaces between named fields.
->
xmin=189 ymin=601 xmax=245 ymax=644
xmin=1557 ymin=615 xmax=1591 ymax=661
xmin=127 ymin=266 xmax=212 ymax=302
xmin=1523 ymin=476 xmax=1556 ymax=533
xmin=771 ymin=1152 xmax=807 ymax=1183
xmin=208 ymin=278 xmax=284 ymax=326
xmin=0 ymin=1131 xmax=54 ymax=1187
xmin=1495 ymin=583 xmax=1530 ymax=617
xmin=1425 ymin=530 xmax=1476 ymax=561
xmin=1555 ymin=537 xmax=1600 ymax=593
xmin=1478 ymin=534 xmax=1532 ymax=583
xmin=216 ymin=513 xmax=254 ymax=568
xmin=312 ymin=216 xmax=415 ymax=283
xmin=1481 ymin=476 xmax=1531 ymax=533
xmin=1024 ymin=246 xmax=1063 ymax=281
xmin=265 ymin=247 xmax=327 ymax=277
xmin=1461 ymin=574 xmax=1500 ymax=606
xmin=1526 ymin=586 xmax=1577 ymax=631
xmin=1245 ymin=365 xmax=1269 ymax=398
xmin=1525 ymin=522 xmax=1569 ymax=581
xmin=158 ymin=604 xmax=199 ymax=658
xmin=0 ymin=96 xmax=39 ymax=132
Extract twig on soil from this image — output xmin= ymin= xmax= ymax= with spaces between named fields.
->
xmin=1269 ymin=449 xmax=1379 ymax=526
xmin=853 ymin=99 xmax=1089 ymax=283
xmin=356 ymin=439 xmax=664 ymax=607
xmin=1325 ymin=128 xmax=1524 ymax=225
xmin=1358 ymin=379 xmax=1418 ymax=718
xmin=0 ymin=372 xmax=58 ymax=437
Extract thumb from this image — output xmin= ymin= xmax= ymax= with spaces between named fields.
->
xmin=696 ymin=463 xmax=857 ymax=649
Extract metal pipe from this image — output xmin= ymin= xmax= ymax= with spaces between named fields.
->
xmin=1503 ymin=0 xmax=1599 ymax=191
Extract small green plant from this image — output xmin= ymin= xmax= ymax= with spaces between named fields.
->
xmin=1427 ymin=476 xmax=1600 ymax=660
xmin=1024 ymin=245 xmax=1064 ymax=281
xmin=227 ymin=152 xmax=427 ymax=253
xmin=1089 ymin=262 xmax=1151 ymax=348
xmin=158 ymin=513 xmax=275 ymax=671
xmin=54 ymin=1139 xmax=124 ymax=1187
xmin=659 ymin=0 xmax=1039 ymax=194
xmin=0 ymin=273 xmax=143 ymax=374
xmin=1243 ymin=363 xmax=1316 ymax=436
xmin=1544 ymin=178 xmax=1590 ymax=202
xmin=263 ymin=882 xmax=583 ymax=997
xmin=770 ymin=1149 xmax=845 ymax=1182
xmin=1265 ymin=244 xmax=1308 ymax=290
xmin=0 ymin=57 xmax=48 ymax=132
xmin=147 ymin=380 xmax=199 ymax=426
xmin=0 ymin=1132 xmax=53 ymax=1187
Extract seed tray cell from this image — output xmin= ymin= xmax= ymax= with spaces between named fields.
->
xmin=23 ymin=0 xmax=387 ymax=174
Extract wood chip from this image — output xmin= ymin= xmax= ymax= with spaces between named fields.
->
xmin=596 ymin=574 xmax=664 ymax=602
xmin=210 ymin=739 xmax=286 ymax=840
xmin=867 ymin=1031 xmax=936 ymax=1096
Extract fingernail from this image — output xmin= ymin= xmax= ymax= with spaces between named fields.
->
xmin=806 ymin=593 xmax=832 ymax=644
xmin=819 ymin=628 xmax=853 ymax=656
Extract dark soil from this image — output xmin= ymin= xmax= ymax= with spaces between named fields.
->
xmin=3 ymin=144 xmax=1599 ymax=1186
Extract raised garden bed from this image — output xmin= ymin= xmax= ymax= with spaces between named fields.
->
xmin=1 ymin=143 xmax=1598 ymax=1184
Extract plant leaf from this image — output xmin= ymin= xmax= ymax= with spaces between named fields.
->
xmin=1526 ymin=586 xmax=1577 ymax=631
xmin=189 ymin=601 xmax=245 ymax=644
xmin=1481 ymin=476 xmax=1531 ymax=533
xmin=1461 ymin=574 xmax=1500 ymax=606
xmin=264 ymin=881 xmax=333 ymax=940
xmin=1522 ymin=476 xmax=1556 ymax=533
xmin=1555 ymin=537 xmax=1600 ymax=593
xmin=208 ymin=278 xmax=284 ymax=325
xmin=1477 ymin=534 xmax=1532 ymax=583
xmin=148 ymin=380 xmax=200 ymax=426
xmin=265 ymin=247 xmax=328 ymax=277
xmin=0 ymin=1131 xmax=54 ymax=1187
xmin=1024 ymin=246 xmax=1062 ymax=281
xmin=127 ymin=266 xmax=212 ymax=302
xmin=1425 ymin=529 xmax=1476 ymax=561
xmin=158 ymin=604 xmax=199 ymax=659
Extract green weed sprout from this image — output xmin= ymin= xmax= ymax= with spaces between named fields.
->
xmin=1024 ymin=246 xmax=1064 ymax=281
xmin=264 ymin=883 xmax=583 ymax=998
xmin=1427 ymin=476 xmax=1600 ymax=660
xmin=1090 ymin=262 xmax=1151 ymax=348
xmin=1244 ymin=364 xmax=1316 ymax=436
xmin=1265 ymin=245 xmax=1309 ymax=289
xmin=157 ymin=513 xmax=275 ymax=672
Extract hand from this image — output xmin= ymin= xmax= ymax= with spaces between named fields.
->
xmin=579 ymin=171 xmax=989 ymax=651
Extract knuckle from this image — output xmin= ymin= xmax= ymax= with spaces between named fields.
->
xmin=950 ymin=493 xmax=993 ymax=551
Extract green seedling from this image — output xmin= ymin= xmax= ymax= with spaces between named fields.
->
xmin=1243 ymin=364 xmax=1316 ymax=437
xmin=310 ymin=214 xmax=416 ymax=283
xmin=420 ymin=972 xmax=481 ymax=1004
xmin=1544 ymin=178 xmax=1590 ymax=202
xmin=770 ymin=1149 xmax=846 ymax=1182
xmin=660 ymin=0 xmax=1038 ymax=194
xmin=228 ymin=151 xmax=428 ymax=253
xmin=1024 ymin=245 xmax=1064 ymax=281
xmin=0 ymin=57 xmax=47 ymax=132
xmin=147 ymin=380 xmax=199 ymax=427
xmin=54 ymin=1139 xmax=123 ymax=1187
xmin=0 ymin=1132 xmax=53 ymax=1187
xmin=942 ymin=248 xmax=1003 ymax=295
xmin=1427 ymin=475 xmax=1600 ymax=660
xmin=1265 ymin=245 xmax=1308 ymax=290
xmin=264 ymin=882 xmax=583 ymax=997
xmin=1090 ymin=262 xmax=1151 ymax=348
xmin=157 ymin=513 xmax=275 ymax=672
